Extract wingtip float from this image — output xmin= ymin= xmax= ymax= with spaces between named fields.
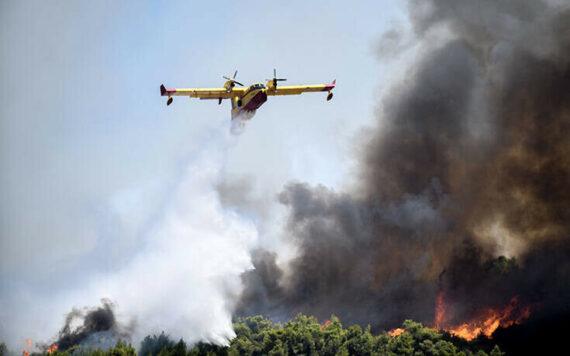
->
xmin=160 ymin=70 xmax=336 ymax=119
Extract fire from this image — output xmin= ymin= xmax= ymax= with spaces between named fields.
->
xmin=434 ymin=292 xmax=531 ymax=341
xmin=434 ymin=291 xmax=445 ymax=329
xmin=320 ymin=319 xmax=332 ymax=330
xmin=21 ymin=339 xmax=58 ymax=355
xmin=47 ymin=343 xmax=58 ymax=354
xmin=388 ymin=328 xmax=405 ymax=337
xmin=22 ymin=338 xmax=33 ymax=356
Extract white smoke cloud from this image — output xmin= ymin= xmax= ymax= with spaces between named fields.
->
xmin=94 ymin=132 xmax=257 ymax=345
xmin=230 ymin=112 xmax=256 ymax=136
xmin=0 ymin=126 xmax=258 ymax=348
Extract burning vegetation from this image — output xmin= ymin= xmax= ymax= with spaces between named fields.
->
xmin=237 ymin=1 xmax=570 ymax=354
xmin=4 ymin=315 xmax=504 ymax=355
xmin=3 ymin=1 xmax=569 ymax=355
xmin=45 ymin=344 xmax=58 ymax=355
xmin=435 ymin=294 xmax=532 ymax=341
xmin=53 ymin=300 xmax=130 ymax=353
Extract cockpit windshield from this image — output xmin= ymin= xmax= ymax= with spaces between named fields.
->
xmin=245 ymin=83 xmax=265 ymax=94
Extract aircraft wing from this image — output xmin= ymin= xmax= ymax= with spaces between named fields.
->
xmin=267 ymin=80 xmax=336 ymax=96
xmin=160 ymin=84 xmax=245 ymax=99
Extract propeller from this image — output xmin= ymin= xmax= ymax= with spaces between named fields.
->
xmin=223 ymin=70 xmax=244 ymax=87
xmin=266 ymin=68 xmax=287 ymax=87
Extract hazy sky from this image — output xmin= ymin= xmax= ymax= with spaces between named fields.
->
xmin=0 ymin=0 xmax=408 ymax=346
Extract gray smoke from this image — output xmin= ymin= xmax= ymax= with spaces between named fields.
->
xmin=55 ymin=300 xmax=130 ymax=351
xmin=238 ymin=0 xmax=570 ymax=330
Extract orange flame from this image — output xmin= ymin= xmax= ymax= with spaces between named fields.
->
xmin=47 ymin=343 xmax=58 ymax=354
xmin=434 ymin=291 xmax=445 ymax=329
xmin=320 ymin=319 xmax=332 ymax=330
xmin=22 ymin=338 xmax=33 ymax=356
xmin=434 ymin=293 xmax=531 ymax=341
xmin=388 ymin=328 xmax=405 ymax=337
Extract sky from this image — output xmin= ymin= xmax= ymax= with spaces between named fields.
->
xmin=0 ymin=0 xmax=408 ymax=347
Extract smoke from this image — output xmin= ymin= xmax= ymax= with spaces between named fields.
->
xmin=1 ymin=126 xmax=257 ymax=350
xmin=74 ymin=130 xmax=257 ymax=346
xmin=230 ymin=111 xmax=256 ymax=135
xmin=238 ymin=0 xmax=570 ymax=333
xmin=54 ymin=300 xmax=129 ymax=351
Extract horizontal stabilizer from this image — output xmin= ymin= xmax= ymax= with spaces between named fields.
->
xmin=160 ymin=84 xmax=176 ymax=96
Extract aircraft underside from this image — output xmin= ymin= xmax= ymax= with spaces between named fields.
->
xmin=232 ymin=90 xmax=267 ymax=119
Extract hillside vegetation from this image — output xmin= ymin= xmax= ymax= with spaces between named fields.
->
xmin=5 ymin=315 xmax=505 ymax=356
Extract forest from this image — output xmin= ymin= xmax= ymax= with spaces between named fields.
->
xmin=3 ymin=315 xmax=505 ymax=356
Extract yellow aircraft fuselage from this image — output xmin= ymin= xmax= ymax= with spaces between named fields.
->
xmin=160 ymin=70 xmax=336 ymax=118
xmin=160 ymin=74 xmax=336 ymax=119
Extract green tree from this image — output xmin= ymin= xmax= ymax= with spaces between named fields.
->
xmin=267 ymin=340 xmax=286 ymax=356
xmin=489 ymin=345 xmax=504 ymax=356
xmin=343 ymin=325 xmax=375 ymax=356
xmin=281 ymin=314 xmax=320 ymax=355
xmin=432 ymin=340 xmax=459 ymax=356
xmin=187 ymin=342 xmax=227 ymax=356
xmin=183 ymin=314 xmax=497 ymax=356
xmin=140 ymin=332 xmax=175 ymax=356
xmin=156 ymin=339 xmax=187 ymax=356
xmin=107 ymin=340 xmax=136 ymax=356
xmin=320 ymin=316 xmax=344 ymax=356
xmin=388 ymin=331 xmax=415 ymax=356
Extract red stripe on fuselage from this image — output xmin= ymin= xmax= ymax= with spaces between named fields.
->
xmin=243 ymin=90 xmax=268 ymax=111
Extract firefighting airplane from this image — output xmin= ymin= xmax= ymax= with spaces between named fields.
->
xmin=160 ymin=69 xmax=336 ymax=118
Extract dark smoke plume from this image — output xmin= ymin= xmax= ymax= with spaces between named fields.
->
xmin=237 ymin=0 xmax=570 ymax=341
xmin=56 ymin=299 xmax=131 ymax=351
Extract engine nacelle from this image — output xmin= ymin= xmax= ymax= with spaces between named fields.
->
xmin=327 ymin=92 xmax=333 ymax=101
xmin=224 ymin=80 xmax=235 ymax=92
xmin=266 ymin=79 xmax=277 ymax=91
xmin=167 ymin=96 xmax=173 ymax=106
